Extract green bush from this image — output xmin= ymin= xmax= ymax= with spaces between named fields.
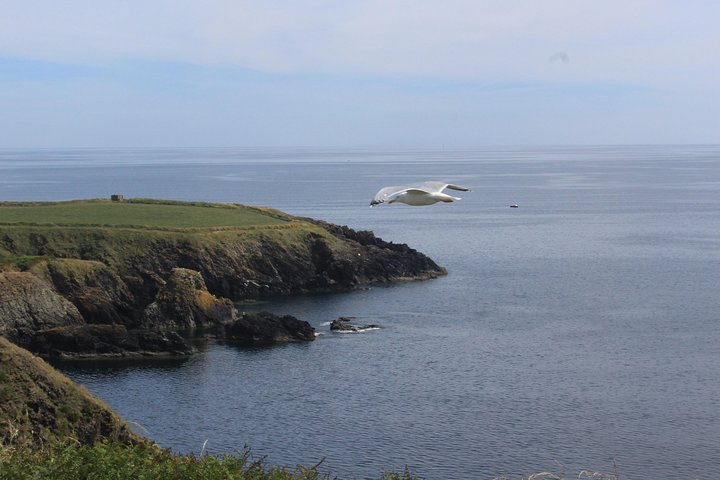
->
xmin=10 ymin=256 xmax=41 ymax=271
xmin=0 ymin=442 xmax=315 ymax=480
xmin=0 ymin=442 xmax=421 ymax=480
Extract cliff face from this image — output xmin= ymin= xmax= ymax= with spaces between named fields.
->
xmin=140 ymin=268 xmax=238 ymax=331
xmin=93 ymin=223 xmax=445 ymax=303
xmin=1 ymin=220 xmax=444 ymax=323
xmin=0 ymin=336 xmax=140 ymax=448
xmin=30 ymin=259 xmax=137 ymax=326
xmin=0 ymin=272 xmax=84 ymax=347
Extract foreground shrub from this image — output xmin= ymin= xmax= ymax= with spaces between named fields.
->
xmin=0 ymin=441 xmax=319 ymax=480
xmin=0 ymin=441 xmax=421 ymax=480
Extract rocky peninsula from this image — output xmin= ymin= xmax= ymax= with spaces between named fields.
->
xmin=0 ymin=199 xmax=445 ymax=357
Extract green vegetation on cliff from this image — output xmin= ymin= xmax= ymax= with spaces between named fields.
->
xmin=0 ymin=199 xmax=445 ymax=310
xmin=0 ymin=337 xmax=139 ymax=448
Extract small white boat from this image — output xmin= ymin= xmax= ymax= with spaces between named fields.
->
xmin=510 ymin=204 xmax=519 ymax=208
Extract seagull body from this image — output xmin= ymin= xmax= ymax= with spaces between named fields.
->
xmin=370 ymin=181 xmax=471 ymax=207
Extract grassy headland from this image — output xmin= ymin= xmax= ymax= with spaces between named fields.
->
xmin=0 ymin=198 xmax=445 ymax=304
xmin=0 ymin=199 xmax=289 ymax=230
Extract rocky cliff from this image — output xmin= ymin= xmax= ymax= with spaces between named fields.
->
xmin=0 ymin=272 xmax=84 ymax=347
xmin=0 ymin=200 xmax=445 ymax=357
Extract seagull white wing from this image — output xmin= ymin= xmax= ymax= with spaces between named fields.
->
xmin=370 ymin=185 xmax=411 ymax=206
xmin=422 ymin=181 xmax=471 ymax=193
xmin=371 ymin=185 xmax=435 ymax=206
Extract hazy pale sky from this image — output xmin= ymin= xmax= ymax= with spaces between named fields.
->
xmin=1 ymin=1 xmax=718 ymax=147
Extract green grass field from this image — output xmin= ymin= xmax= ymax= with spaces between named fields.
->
xmin=0 ymin=200 xmax=288 ymax=229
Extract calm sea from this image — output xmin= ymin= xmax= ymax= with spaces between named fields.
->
xmin=2 ymin=146 xmax=719 ymax=479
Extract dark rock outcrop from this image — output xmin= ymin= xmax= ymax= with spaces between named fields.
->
xmin=37 ymin=259 xmax=138 ymax=326
xmin=140 ymin=268 xmax=237 ymax=331
xmin=2 ymin=266 xmax=318 ymax=357
xmin=329 ymin=316 xmax=380 ymax=332
xmin=222 ymin=311 xmax=315 ymax=344
xmin=303 ymin=218 xmax=446 ymax=282
xmin=0 ymin=272 xmax=84 ymax=347
xmin=29 ymin=324 xmax=194 ymax=358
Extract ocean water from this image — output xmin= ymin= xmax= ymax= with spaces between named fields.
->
xmin=2 ymin=146 xmax=720 ymax=479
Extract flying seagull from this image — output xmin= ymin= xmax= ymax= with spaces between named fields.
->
xmin=370 ymin=181 xmax=471 ymax=207
xmin=549 ymin=52 xmax=569 ymax=63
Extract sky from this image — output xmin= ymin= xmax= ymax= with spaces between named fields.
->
xmin=1 ymin=1 xmax=719 ymax=147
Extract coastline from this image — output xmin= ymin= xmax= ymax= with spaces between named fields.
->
xmin=0 ymin=198 xmax=445 ymax=358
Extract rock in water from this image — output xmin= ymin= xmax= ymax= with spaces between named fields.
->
xmin=329 ymin=316 xmax=380 ymax=332
xmin=223 ymin=311 xmax=315 ymax=343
